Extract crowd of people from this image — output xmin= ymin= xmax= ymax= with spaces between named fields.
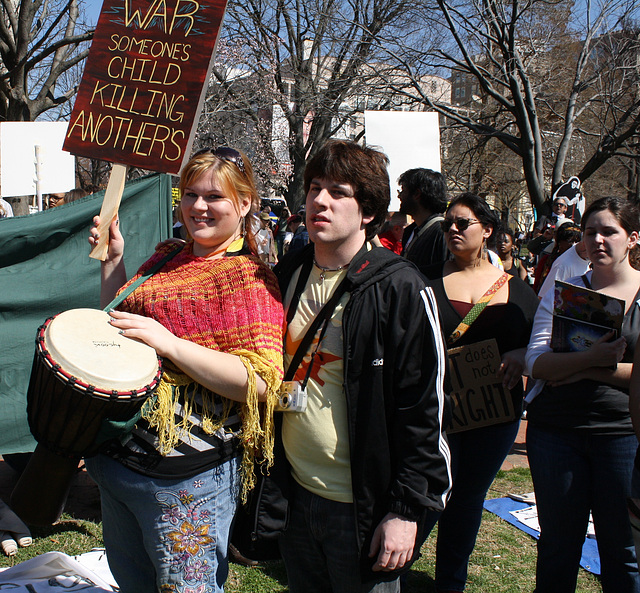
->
xmin=84 ymin=144 xmax=639 ymax=593
xmin=4 ymin=138 xmax=640 ymax=593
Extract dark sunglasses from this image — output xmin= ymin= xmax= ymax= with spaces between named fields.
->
xmin=441 ymin=217 xmax=481 ymax=232
xmin=193 ymin=146 xmax=245 ymax=173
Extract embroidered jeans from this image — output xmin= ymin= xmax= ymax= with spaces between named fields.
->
xmin=86 ymin=454 xmax=240 ymax=593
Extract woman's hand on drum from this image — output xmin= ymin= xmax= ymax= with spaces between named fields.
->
xmin=497 ymin=348 xmax=526 ymax=391
xmin=108 ymin=310 xmax=177 ymax=357
xmin=89 ymin=216 xmax=124 ymax=263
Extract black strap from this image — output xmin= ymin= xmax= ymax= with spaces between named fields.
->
xmin=283 ymin=271 xmax=350 ymax=382
xmin=102 ymin=244 xmax=184 ymax=312
xmin=286 ymin=256 xmax=314 ymax=325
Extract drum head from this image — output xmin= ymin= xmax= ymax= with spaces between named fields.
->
xmin=44 ymin=309 xmax=159 ymax=391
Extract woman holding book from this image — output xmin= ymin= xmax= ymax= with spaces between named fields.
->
xmin=421 ymin=193 xmax=539 ymax=593
xmin=525 ymin=196 xmax=640 ymax=593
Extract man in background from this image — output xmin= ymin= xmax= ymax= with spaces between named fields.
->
xmin=398 ymin=168 xmax=449 ymax=270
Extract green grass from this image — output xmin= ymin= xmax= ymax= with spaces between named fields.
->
xmin=0 ymin=515 xmax=104 ymax=569
xmin=226 ymin=468 xmax=603 ymax=593
xmin=0 ymin=468 xmax=603 ymax=592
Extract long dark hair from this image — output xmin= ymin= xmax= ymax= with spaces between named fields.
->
xmin=581 ymin=196 xmax=640 ymax=236
xmin=446 ymin=193 xmax=501 ymax=240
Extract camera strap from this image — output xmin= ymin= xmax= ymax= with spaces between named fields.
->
xmin=284 ymin=260 xmax=350 ymax=383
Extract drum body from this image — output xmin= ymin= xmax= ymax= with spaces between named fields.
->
xmin=12 ymin=309 xmax=162 ymax=525
xmin=27 ymin=308 xmax=161 ymax=458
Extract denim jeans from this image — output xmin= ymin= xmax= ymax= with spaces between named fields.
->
xmin=86 ymin=454 xmax=240 ymax=593
xmin=279 ymin=483 xmax=400 ymax=593
xmin=422 ymin=420 xmax=520 ymax=592
xmin=527 ymin=425 xmax=640 ymax=593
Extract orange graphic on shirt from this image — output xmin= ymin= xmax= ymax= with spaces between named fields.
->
xmin=293 ymin=350 xmax=341 ymax=386
xmin=286 ymin=333 xmax=341 ymax=387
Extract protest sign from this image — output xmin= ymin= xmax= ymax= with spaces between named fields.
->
xmin=63 ymin=0 xmax=228 ymax=175
xmin=446 ymin=338 xmax=515 ymax=433
xmin=64 ymin=0 xmax=228 ymax=259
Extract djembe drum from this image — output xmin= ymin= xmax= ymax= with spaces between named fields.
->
xmin=11 ymin=308 xmax=162 ymax=525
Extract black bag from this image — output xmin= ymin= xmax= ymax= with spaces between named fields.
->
xmin=230 ymin=415 xmax=291 ymax=561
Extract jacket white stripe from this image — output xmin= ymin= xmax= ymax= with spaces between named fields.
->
xmin=421 ymin=285 xmax=453 ymax=508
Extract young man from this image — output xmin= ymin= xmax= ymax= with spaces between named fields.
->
xmin=274 ymin=141 xmax=451 ymax=592
xmin=398 ymin=168 xmax=449 ymax=271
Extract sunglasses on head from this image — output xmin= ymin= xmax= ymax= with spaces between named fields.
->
xmin=441 ymin=217 xmax=481 ymax=232
xmin=193 ymin=146 xmax=245 ymax=173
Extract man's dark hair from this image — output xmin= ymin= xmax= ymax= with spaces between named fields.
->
xmin=304 ymin=140 xmax=390 ymax=239
xmin=398 ymin=168 xmax=447 ymax=214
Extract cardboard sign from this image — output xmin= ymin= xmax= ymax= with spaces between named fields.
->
xmin=63 ymin=0 xmax=228 ymax=174
xmin=446 ymin=338 xmax=515 ymax=434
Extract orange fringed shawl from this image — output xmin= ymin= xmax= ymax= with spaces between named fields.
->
xmin=117 ymin=242 xmax=284 ymax=500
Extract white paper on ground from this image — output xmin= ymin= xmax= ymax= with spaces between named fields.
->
xmin=509 ymin=505 xmax=595 ymax=538
xmin=0 ymin=549 xmax=116 ymax=591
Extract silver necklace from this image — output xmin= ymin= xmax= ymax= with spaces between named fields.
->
xmin=313 ymin=258 xmax=349 ymax=282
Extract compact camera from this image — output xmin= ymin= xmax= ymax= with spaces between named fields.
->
xmin=276 ymin=381 xmax=308 ymax=412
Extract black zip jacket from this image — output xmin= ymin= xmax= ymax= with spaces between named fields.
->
xmin=275 ymin=243 xmax=452 ymax=580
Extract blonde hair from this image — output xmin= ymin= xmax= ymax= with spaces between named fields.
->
xmin=178 ymin=149 xmax=259 ymax=253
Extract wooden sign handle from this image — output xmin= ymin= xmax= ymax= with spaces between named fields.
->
xmin=89 ymin=164 xmax=129 ymax=261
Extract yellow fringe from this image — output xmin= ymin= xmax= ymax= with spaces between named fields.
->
xmin=143 ymin=353 xmax=280 ymax=504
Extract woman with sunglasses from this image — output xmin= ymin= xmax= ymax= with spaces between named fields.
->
xmin=525 ymin=196 xmax=640 ymax=593
xmin=420 ymin=193 xmax=539 ymax=593
xmin=86 ymin=147 xmax=284 ymax=593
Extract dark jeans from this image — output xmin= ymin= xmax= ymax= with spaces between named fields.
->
xmin=527 ymin=424 xmax=640 ymax=593
xmin=279 ymin=483 xmax=400 ymax=593
xmin=422 ymin=420 xmax=520 ymax=592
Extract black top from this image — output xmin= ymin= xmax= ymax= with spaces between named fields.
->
xmin=276 ymin=244 xmax=451 ymax=580
xmin=527 ymin=283 xmax=640 ymax=436
xmin=402 ymin=214 xmax=449 ymax=272
xmin=423 ymin=264 xmax=539 ymax=416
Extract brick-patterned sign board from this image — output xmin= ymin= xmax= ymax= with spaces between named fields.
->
xmin=64 ymin=0 xmax=228 ymax=174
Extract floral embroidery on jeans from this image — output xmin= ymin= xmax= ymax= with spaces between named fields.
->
xmin=157 ymin=483 xmax=215 ymax=592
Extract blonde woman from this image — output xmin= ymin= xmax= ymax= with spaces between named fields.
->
xmin=87 ymin=148 xmax=284 ymax=593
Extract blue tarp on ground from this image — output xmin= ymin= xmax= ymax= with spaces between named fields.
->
xmin=484 ymin=497 xmax=601 ymax=575
xmin=0 ymin=174 xmax=172 ymax=454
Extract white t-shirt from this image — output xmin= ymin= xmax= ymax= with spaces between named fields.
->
xmin=282 ymin=266 xmax=353 ymax=503
xmin=537 ymin=245 xmax=590 ymax=299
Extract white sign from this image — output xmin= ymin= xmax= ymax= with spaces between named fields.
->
xmin=1 ymin=122 xmax=75 ymax=197
xmin=365 ymin=111 xmax=441 ymax=211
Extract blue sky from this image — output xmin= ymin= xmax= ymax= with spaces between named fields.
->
xmin=85 ymin=1 xmax=102 ymax=26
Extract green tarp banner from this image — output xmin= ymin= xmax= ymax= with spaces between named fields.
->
xmin=0 ymin=173 xmax=172 ymax=453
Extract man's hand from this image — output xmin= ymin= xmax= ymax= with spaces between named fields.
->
xmin=368 ymin=512 xmax=417 ymax=572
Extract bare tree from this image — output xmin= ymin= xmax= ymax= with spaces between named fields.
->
xmin=210 ymin=0 xmax=417 ymax=209
xmin=384 ymin=0 xmax=640 ymax=214
xmin=0 ymin=0 xmax=94 ymax=122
